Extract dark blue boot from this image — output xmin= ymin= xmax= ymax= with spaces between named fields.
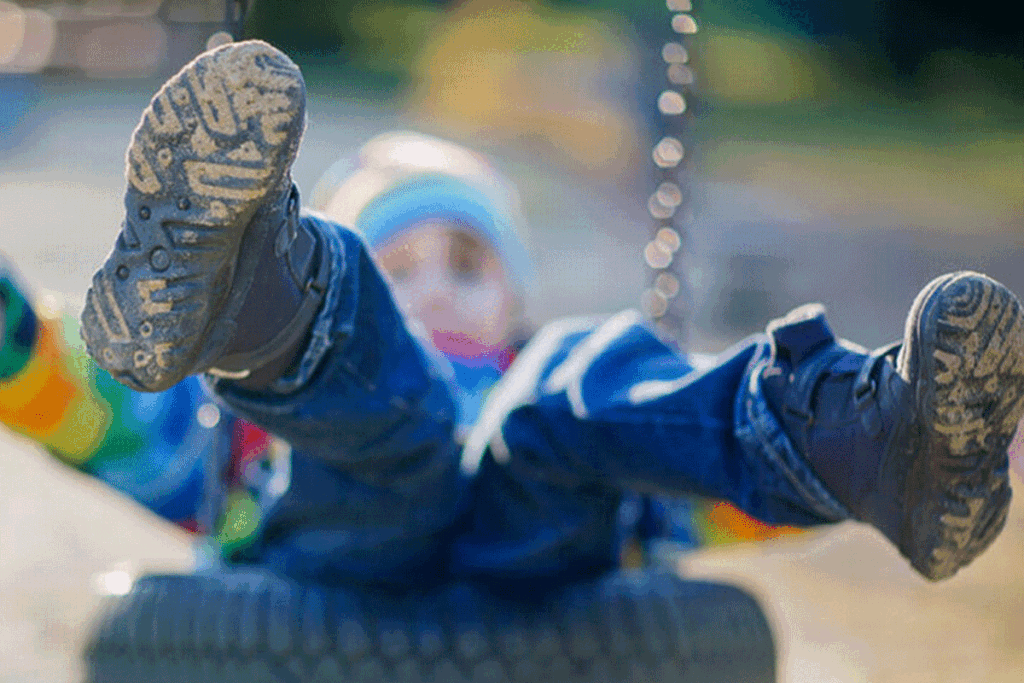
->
xmin=762 ymin=271 xmax=1024 ymax=580
xmin=81 ymin=41 xmax=327 ymax=392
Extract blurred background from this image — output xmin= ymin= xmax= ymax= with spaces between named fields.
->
xmin=0 ymin=1 xmax=1021 ymax=681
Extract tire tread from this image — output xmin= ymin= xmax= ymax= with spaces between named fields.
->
xmin=85 ymin=569 xmax=775 ymax=683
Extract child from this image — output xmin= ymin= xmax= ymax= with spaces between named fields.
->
xmin=74 ymin=40 xmax=1024 ymax=588
xmin=3 ymin=126 xmax=786 ymax=569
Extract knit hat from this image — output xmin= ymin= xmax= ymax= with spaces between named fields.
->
xmin=311 ymin=132 xmax=534 ymax=294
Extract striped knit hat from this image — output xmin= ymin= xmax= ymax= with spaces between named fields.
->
xmin=311 ymin=131 xmax=534 ymax=295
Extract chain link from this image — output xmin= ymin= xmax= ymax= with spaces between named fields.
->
xmin=642 ymin=0 xmax=697 ymax=347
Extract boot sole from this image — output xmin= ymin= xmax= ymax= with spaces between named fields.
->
xmin=80 ymin=41 xmax=305 ymax=392
xmin=900 ymin=271 xmax=1024 ymax=580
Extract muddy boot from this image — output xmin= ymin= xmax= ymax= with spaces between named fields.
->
xmin=761 ymin=272 xmax=1024 ymax=580
xmin=81 ymin=40 xmax=327 ymax=392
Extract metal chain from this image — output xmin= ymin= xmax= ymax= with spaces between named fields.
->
xmin=224 ymin=0 xmax=250 ymax=40
xmin=642 ymin=0 xmax=697 ymax=348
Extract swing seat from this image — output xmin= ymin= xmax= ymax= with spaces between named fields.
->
xmin=84 ymin=567 xmax=776 ymax=683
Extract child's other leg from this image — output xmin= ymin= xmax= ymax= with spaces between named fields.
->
xmin=460 ymin=273 xmax=1024 ymax=583
xmin=78 ymin=41 xmax=465 ymax=586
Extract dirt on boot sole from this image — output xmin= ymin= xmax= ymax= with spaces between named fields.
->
xmin=80 ymin=40 xmax=306 ymax=392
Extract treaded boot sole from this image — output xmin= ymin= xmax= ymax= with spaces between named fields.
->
xmin=80 ymin=40 xmax=305 ymax=392
xmin=899 ymin=271 xmax=1024 ymax=580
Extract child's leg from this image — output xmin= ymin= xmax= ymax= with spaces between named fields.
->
xmin=458 ymin=278 xmax=1024 ymax=584
xmin=78 ymin=42 xmax=466 ymax=586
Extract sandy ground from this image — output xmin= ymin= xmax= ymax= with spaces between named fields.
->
xmin=0 ymin=433 xmax=194 ymax=683
xmin=678 ymin=481 xmax=1024 ymax=683
xmin=1 ymin=428 xmax=1021 ymax=683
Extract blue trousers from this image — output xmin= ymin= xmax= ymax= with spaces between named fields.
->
xmin=212 ymin=215 xmax=852 ymax=590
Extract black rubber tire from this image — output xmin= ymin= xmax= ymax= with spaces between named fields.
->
xmin=84 ymin=569 xmax=776 ymax=683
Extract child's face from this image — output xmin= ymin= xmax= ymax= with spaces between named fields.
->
xmin=373 ymin=221 xmax=515 ymax=356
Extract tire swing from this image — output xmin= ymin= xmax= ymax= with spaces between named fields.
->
xmin=84 ymin=2 xmax=778 ymax=681
xmin=85 ymin=568 xmax=775 ymax=683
